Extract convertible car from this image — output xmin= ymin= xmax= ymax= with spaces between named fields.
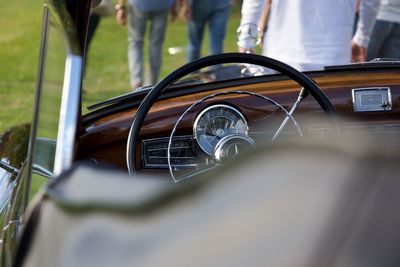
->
xmin=1 ymin=0 xmax=400 ymax=266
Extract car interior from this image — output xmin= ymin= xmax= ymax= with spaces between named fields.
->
xmin=1 ymin=0 xmax=400 ymax=266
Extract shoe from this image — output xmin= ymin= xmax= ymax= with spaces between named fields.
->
xmin=131 ymin=82 xmax=143 ymax=91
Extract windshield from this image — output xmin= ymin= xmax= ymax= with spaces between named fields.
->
xmin=82 ymin=0 xmax=399 ymax=110
xmin=82 ymin=4 xmax=256 ymax=109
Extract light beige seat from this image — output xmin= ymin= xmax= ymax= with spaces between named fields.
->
xmin=15 ymin=139 xmax=400 ymax=267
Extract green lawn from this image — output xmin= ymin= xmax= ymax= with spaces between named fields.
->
xmin=0 ymin=1 xmax=243 ymax=132
xmin=0 ymin=1 xmax=43 ymax=132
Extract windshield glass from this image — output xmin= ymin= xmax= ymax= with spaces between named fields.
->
xmin=82 ymin=0 xmax=399 ymax=110
xmin=82 ymin=3 xmax=253 ymax=109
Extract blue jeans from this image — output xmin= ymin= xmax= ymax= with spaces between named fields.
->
xmin=127 ymin=4 xmax=168 ymax=88
xmin=187 ymin=0 xmax=231 ymax=62
xmin=367 ymin=20 xmax=400 ymax=60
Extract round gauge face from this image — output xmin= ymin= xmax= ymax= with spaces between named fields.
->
xmin=193 ymin=104 xmax=249 ymax=155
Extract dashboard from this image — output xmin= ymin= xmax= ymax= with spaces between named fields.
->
xmin=78 ymin=66 xmax=400 ymax=176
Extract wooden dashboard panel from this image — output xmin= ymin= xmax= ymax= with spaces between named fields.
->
xmin=78 ymin=69 xmax=400 ymax=171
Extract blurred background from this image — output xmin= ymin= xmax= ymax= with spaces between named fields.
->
xmin=0 ymin=0 xmax=244 ymax=133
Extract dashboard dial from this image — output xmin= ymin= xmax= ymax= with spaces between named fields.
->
xmin=193 ymin=104 xmax=249 ymax=155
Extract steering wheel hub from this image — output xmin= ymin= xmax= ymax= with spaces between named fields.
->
xmin=214 ymin=134 xmax=255 ymax=164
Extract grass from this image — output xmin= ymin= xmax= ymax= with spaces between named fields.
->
xmin=0 ymin=1 xmax=43 ymax=132
xmin=1 ymin=1 xmax=243 ymax=131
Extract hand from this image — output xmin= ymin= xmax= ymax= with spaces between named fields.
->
xmin=351 ymin=42 xmax=367 ymax=63
xmin=258 ymin=30 xmax=264 ymax=49
xmin=238 ymin=47 xmax=255 ymax=53
xmin=116 ymin=9 xmax=126 ymax=26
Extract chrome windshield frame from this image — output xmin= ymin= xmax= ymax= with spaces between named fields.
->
xmin=27 ymin=0 xmax=83 ymax=183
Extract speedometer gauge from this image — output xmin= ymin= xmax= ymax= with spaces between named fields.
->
xmin=193 ymin=104 xmax=249 ymax=155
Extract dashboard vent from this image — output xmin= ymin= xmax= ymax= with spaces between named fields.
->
xmin=142 ymin=136 xmax=201 ymax=169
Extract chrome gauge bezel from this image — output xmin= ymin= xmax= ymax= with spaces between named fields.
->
xmin=193 ymin=104 xmax=249 ymax=155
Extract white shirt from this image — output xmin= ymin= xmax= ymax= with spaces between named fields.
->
xmin=240 ymin=0 xmax=265 ymax=25
xmin=239 ymin=0 xmax=380 ymax=71
xmin=376 ymin=0 xmax=400 ymax=23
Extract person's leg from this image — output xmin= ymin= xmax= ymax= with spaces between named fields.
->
xmin=187 ymin=1 xmax=207 ymax=62
xmin=208 ymin=4 xmax=231 ymax=56
xmin=367 ymin=20 xmax=391 ymax=60
xmin=379 ymin=22 xmax=400 ymax=59
xmin=149 ymin=10 xmax=168 ymax=85
xmin=127 ymin=5 xmax=147 ymax=89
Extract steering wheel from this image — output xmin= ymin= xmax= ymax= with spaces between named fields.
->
xmin=126 ymin=53 xmax=336 ymax=177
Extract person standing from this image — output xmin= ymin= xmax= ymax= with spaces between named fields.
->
xmin=367 ymin=0 xmax=400 ymax=60
xmin=116 ymin=0 xmax=177 ymax=90
xmin=183 ymin=0 xmax=232 ymax=62
xmin=239 ymin=0 xmax=380 ymax=71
